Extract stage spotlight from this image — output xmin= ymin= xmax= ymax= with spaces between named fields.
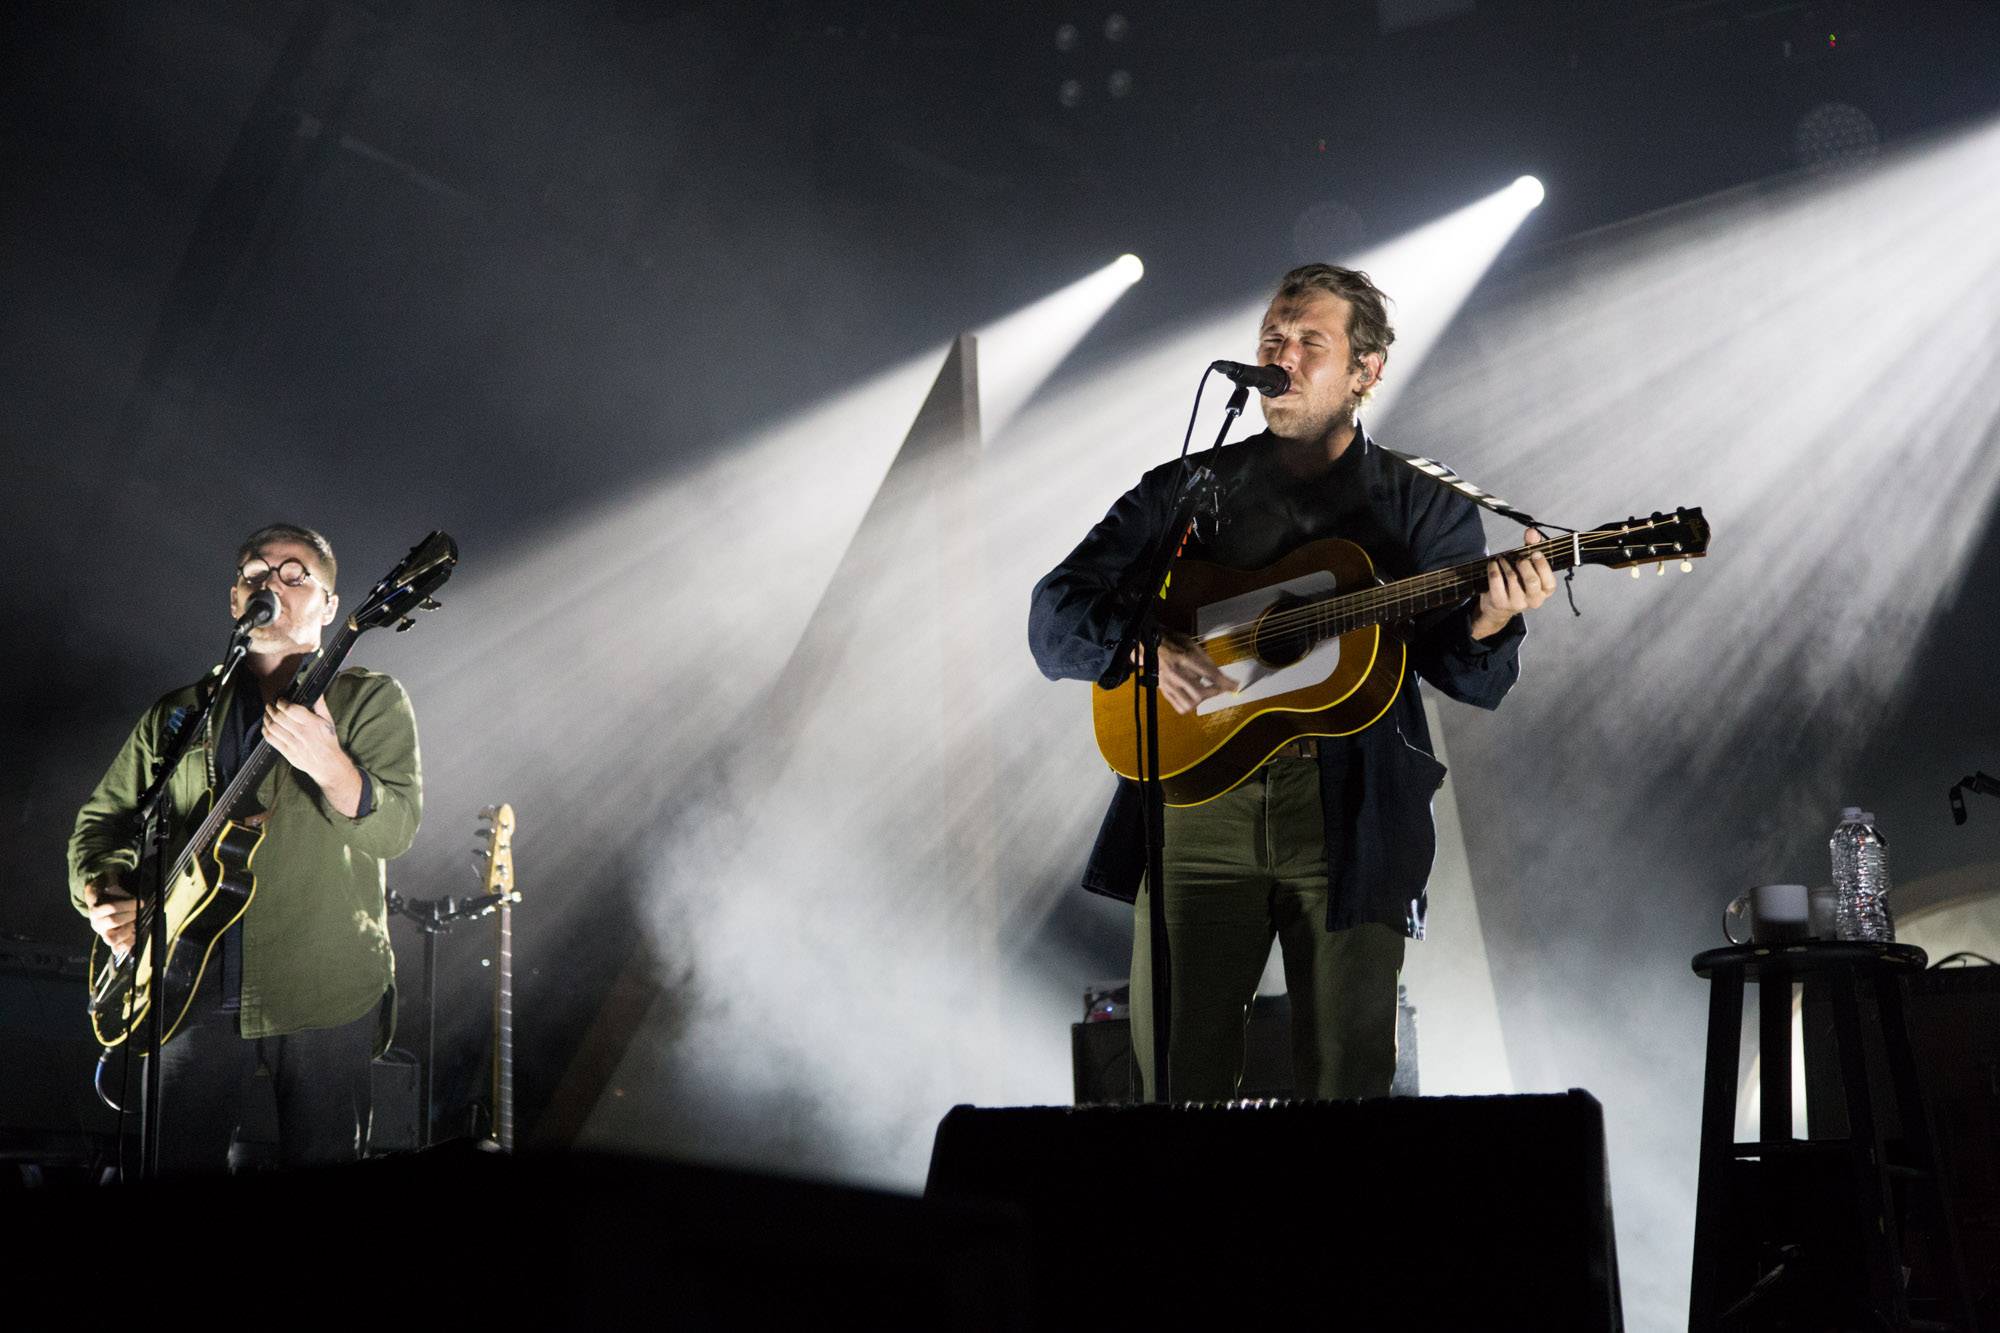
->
xmin=1058 ymin=78 xmax=1083 ymax=110
xmin=1333 ymin=176 xmax=1547 ymax=418
xmin=975 ymin=253 xmax=1145 ymax=438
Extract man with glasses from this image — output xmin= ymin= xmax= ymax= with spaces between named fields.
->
xmin=68 ymin=523 xmax=422 ymax=1172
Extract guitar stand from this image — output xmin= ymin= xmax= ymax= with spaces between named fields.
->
xmin=386 ymin=888 xmax=516 ymax=1148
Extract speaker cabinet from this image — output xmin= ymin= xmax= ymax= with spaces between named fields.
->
xmin=928 ymin=1091 xmax=1623 ymax=1330
xmin=14 ymin=1144 xmax=1030 ymax=1330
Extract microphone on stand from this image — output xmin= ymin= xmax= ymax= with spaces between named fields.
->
xmin=231 ymin=588 xmax=280 ymax=641
xmin=1210 ymin=360 xmax=1291 ymax=397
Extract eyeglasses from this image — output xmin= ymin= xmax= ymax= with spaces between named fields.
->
xmin=237 ymin=558 xmax=321 ymax=590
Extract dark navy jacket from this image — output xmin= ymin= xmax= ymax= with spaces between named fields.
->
xmin=1027 ymin=424 xmax=1526 ymax=938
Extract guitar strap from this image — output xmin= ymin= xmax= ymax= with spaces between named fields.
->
xmin=1375 ymin=439 xmax=1584 ymax=614
xmin=1375 ymin=443 xmax=1548 ymax=531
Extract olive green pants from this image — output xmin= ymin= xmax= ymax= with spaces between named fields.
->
xmin=1130 ymin=753 xmax=1406 ymax=1103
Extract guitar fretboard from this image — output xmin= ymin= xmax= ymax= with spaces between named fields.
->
xmin=1202 ymin=524 xmax=1689 ymax=651
xmin=1314 ymin=537 xmax=1582 ymax=639
xmin=495 ymin=893 xmax=514 ymax=1153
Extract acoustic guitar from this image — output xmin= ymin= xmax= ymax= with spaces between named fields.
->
xmin=87 ymin=531 xmax=458 ymax=1051
xmin=1093 ymin=509 xmax=1710 ymax=806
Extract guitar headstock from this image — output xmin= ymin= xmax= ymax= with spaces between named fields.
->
xmin=475 ymin=803 xmax=515 ymax=899
xmin=1575 ymin=508 xmax=1711 ymax=573
xmin=351 ymin=530 xmax=459 ymax=634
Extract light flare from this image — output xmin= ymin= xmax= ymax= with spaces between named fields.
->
xmin=974 ymin=253 xmax=1145 ymax=439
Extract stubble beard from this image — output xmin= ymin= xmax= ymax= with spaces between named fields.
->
xmin=1267 ymin=390 xmax=1360 ymax=449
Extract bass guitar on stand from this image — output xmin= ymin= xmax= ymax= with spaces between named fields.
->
xmin=476 ymin=802 xmax=517 ymax=1152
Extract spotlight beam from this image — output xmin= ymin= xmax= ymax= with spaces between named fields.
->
xmin=1348 ymin=178 xmax=1544 ymax=422
xmin=975 ymin=254 xmax=1145 ymax=440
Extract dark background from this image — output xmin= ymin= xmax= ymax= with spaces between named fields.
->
xmin=6 ymin=2 xmax=2000 ymax=1320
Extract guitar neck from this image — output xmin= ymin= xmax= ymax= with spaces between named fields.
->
xmin=166 ymin=622 xmax=364 ymax=888
xmin=493 ymin=897 xmax=514 ymax=1152
xmin=1313 ymin=536 xmax=1581 ymax=639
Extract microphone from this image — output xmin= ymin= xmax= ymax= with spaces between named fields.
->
xmin=233 ymin=588 xmax=280 ymax=637
xmin=1210 ymin=360 xmax=1290 ymax=397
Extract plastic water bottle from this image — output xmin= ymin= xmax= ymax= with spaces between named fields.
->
xmin=1828 ymin=807 xmax=1893 ymax=942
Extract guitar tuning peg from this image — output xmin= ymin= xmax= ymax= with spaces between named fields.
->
xmin=479 ymin=805 xmax=500 ymax=820
xmin=471 ymin=848 xmax=491 ymax=861
xmin=420 ymin=597 xmax=442 ymax=611
xmin=1630 ymin=567 xmax=1641 ymax=579
xmin=1680 ymin=560 xmax=1693 ymax=573
xmin=395 ymin=617 xmax=415 ymax=632
xmin=1655 ymin=563 xmax=1665 ymax=576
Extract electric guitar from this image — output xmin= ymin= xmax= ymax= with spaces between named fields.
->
xmin=1093 ymin=509 xmax=1710 ymax=806
xmin=87 ymin=531 xmax=458 ymax=1051
xmin=476 ymin=802 xmax=517 ymax=1152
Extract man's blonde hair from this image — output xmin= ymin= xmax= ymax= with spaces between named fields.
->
xmin=1274 ymin=264 xmax=1396 ymax=369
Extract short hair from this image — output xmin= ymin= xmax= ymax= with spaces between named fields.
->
xmin=236 ymin=523 xmax=337 ymax=591
xmin=1273 ymin=264 xmax=1397 ymax=368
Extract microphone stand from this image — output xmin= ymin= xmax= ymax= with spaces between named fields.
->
xmin=1949 ymin=770 xmax=2000 ymax=825
xmin=386 ymin=888 xmax=517 ymax=1147
xmin=128 ymin=625 xmax=255 ymax=1179
xmin=1105 ymin=382 xmax=1248 ymax=1104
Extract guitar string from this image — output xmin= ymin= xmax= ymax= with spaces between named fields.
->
xmin=1193 ymin=527 xmax=1662 ymax=653
xmin=1203 ymin=521 xmax=1694 ymax=643
xmin=1196 ymin=543 xmax=1687 ymax=664
xmin=1199 ymin=532 xmax=1584 ymax=646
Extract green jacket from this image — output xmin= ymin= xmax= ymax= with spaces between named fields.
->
xmin=68 ymin=663 xmax=421 ymax=1040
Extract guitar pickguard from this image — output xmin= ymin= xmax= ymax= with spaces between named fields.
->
xmin=1193 ymin=570 xmax=1341 ymax=715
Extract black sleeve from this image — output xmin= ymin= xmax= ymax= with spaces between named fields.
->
xmin=1027 ymin=464 xmax=1179 ymax=686
xmin=1403 ymin=481 xmax=1525 ymax=712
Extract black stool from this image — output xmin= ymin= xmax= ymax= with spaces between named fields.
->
xmin=1689 ymin=941 xmax=1977 ymax=1331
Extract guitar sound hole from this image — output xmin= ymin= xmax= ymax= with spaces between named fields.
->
xmin=1250 ymin=595 xmax=1315 ymax=669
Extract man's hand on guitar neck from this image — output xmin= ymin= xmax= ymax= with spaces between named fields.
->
xmin=82 ymin=877 xmax=137 ymax=956
xmin=1135 ymin=634 xmax=1237 ymax=716
xmin=1471 ymin=528 xmax=1557 ymax=640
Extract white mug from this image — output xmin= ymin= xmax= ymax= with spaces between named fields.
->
xmin=1724 ymin=883 xmax=1812 ymax=945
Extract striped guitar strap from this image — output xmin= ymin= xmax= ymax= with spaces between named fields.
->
xmin=1376 ymin=443 xmax=1583 ymax=613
